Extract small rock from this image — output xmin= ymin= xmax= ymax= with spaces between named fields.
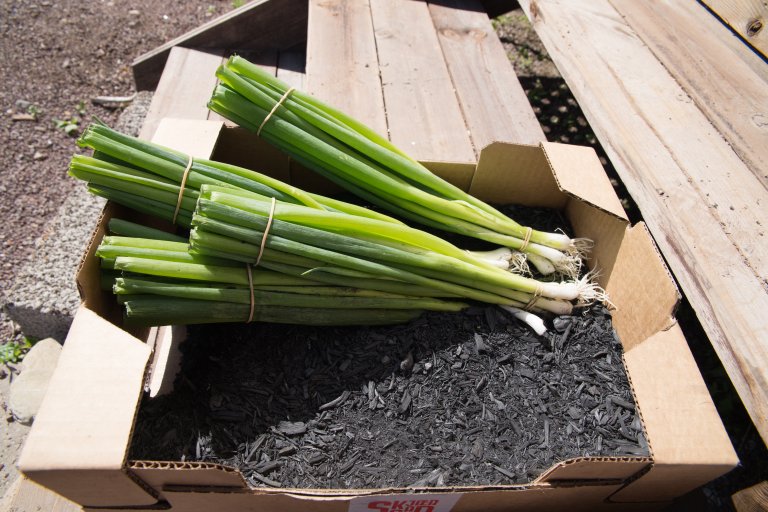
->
xmin=553 ymin=316 xmax=573 ymax=333
xmin=399 ymin=351 xmax=414 ymax=372
xmin=15 ymin=100 xmax=31 ymax=110
xmin=32 ymin=151 xmax=46 ymax=161
xmin=277 ymin=421 xmax=307 ymax=436
xmin=474 ymin=333 xmax=491 ymax=354
xmin=9 ymin=338 xmax=62 ymax=424
xmin=62 ymin=58 xmax=70 ymax=68
xmin=128 ymin=9 xmax=140 ymax=15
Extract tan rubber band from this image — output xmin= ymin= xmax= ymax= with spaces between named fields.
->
xmin=245 ymin=198 xmax=277 ymax=323
xmin=172 ymin=155 xmax=194 ymax=225
xmin=519 ymin=227 xmax=533 ymax=252
xmin=246 ymin=263 xmax=255 ymax=323
xmin=257 ymin=87 xmax=295 ymax=137
xmin=256 ymin=197 xmax=277 ymax=266
xmin=524 ymin=287 xmax=543 ymax=312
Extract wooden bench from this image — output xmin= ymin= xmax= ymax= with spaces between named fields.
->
xmin=517 ymin=0 xmax=768 ymax=445
xmin=134 ymin=0 xmax=544 ymax=159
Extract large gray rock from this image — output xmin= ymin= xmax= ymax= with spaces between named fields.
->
xmin=9 ymin=338 xmax=62 ymax=424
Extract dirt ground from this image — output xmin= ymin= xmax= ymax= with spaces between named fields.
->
xmin=0 ymin=0 xmax=235 ymax=497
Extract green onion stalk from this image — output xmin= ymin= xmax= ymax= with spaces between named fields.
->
xmin=207 ymin=55 xmax=592 ymax=277
xmin=96 ymin=235 xmax=466 ymax=327
xmin=189 ymin=185 xmax=606 ymax=319
xmin=70 ymin=123 xmax=507 ymax=269
xmin=70 ymin=123 xmax=401 ymax=230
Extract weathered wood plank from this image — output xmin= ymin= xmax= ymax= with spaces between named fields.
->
xmin=701 ymin=0 xmax=768 ymax=57
xmin=132 ymin=0 xmax=307 ymax=91
xmin=428 ymin=0 xmax=545 ymax=148
xmin=276 ymin=44 xmax=307 ymax=90
xmin=733 ymin=480 xmax=768 ymax=512
xmin=208 ymin=50 xmax=279 ymax=125
xmin=139 ymin=47 xmax=224 ymax=141
xmin=519 ymin=0 xmax=768 ymax=444
xmin=370 ymin=0 xmax=477 ymax=163
xmin=610 ymin=0 xmax=768 ymax=190
xmin=305 ymin=0 xmax=388 ymax=135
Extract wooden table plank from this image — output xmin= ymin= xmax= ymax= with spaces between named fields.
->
xmin=610 ymin=0 xmax=768 ymax=190
xmin=132 ymin=0 xmax=308 ymax=90
xmin=276 ymin=44 xmax=307 ymax=90
xmin=139 ymin=47 xmax=224 ymax=140
xmin=370 ymin=0 xmax=477 ymax=163
xmin=428 ymin=0 xmax=545 ymax=147
xmin=305 ymin=0 xmax=388 ymax=136
xmin=700 ymin=0 xmax=768 ymax=57
xmin=733 ymin=480 xmax=768 ymax=512
xmin=519 ymin=0 xmax=768 ymax=444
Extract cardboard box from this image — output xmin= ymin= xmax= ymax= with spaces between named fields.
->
xmin=19 ymin=119 xmax=737 ymax=511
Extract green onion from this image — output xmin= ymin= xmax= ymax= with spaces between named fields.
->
xmin=208 ymin=55 xmax=592 ymax=277
xmin=190 ymin=185 xmax=602 ymax=314
xmin=121 ymin=297 xmax=424 ymax=327
xmin=96 ymin=236 xmax=468 ymax=326
xmin=71 ymin=123 xmax=401 ymax=228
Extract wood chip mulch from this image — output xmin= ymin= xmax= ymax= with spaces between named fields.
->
xmin=130 ymin=303 xmax=649 ymax=488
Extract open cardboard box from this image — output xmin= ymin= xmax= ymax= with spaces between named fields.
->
xmin=19 ymin=119 xmax=737 ymax=511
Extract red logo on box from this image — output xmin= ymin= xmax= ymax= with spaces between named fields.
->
xmin=367 ymin=499 xmax=440 ymax=512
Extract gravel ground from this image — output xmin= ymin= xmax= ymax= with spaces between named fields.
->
xmin=0 ymin=0 xmax=233 ymax=343
xmin=0 ymin=0 xmax=230 ymax=498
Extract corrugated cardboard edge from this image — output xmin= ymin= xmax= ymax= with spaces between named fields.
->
xmin=18 ymin=306 xmax=157 ymax=508
xmin=535 ymin=457 xmax=651 ymax=482
xmin=611 ymin=324 xmax=739 ymax=502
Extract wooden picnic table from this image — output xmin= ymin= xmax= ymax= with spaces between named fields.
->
xmin=517 ymin=0 xmax=768 ymax=446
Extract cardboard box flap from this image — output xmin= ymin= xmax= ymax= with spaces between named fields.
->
xmin=212 ymin=126 xmax=292 ymax=185
xmin=421 ymin=160 xmax=477 ymax=192
xmin=614 ymin=324 xmax=738 ymax=502
xmin=535 ymin=457 xmax=650 ymax=482
xmin=19 ymin=305 xmax=156 ymax=507
xmin=541 ymin=142 xmax=628 ymax=221
xmin=152 ymin=118 xmax=224 ymax=160
xmin=469 ymin=142 xmax=566 ymax=208
xmin=606 ymin=222 xmax=680 ymax=351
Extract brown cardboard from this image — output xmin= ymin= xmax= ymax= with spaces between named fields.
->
xmin=20 ymin=118 xmax=737 ymax=511
xmin=605 ymin=223 xmax=679 ymax=351
xmin=155 ymin=483 xmax=630 ymax=512
xmin=145 ymin=325 xmax=186 ymax=397
xmin=615 ymin=324 xmax=739 ymax=502
xmin=17 ymin=306 xmax=157 ymax=507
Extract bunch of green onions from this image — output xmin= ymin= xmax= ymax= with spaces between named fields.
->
xmin=98 ymin=219 xmax=464 ymax=327
xmin=70 ymin=123 xmax=399 ymax=230
xmin=71 ymin=124 xmax=516 ymax=271
xmin=71 ymin=124 xmax=603 ymax=332
xmin=208 ymin=55 xmax=591 ymax=277
xmin=189 ymin=185 xmax=600 ymax=320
